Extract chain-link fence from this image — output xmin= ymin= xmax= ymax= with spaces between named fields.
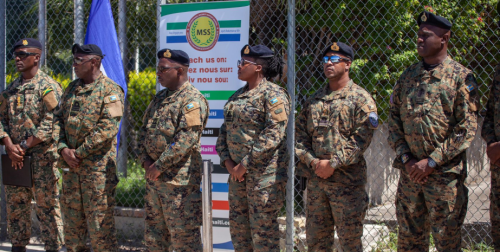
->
xmin=0 ymin=0 xmax=499 ymax=251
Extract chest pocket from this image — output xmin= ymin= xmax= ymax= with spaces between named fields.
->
xmin=237 ymin=98 xmax=265 ymax=124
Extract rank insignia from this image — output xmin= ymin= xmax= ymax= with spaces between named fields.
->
xmin=164 ymin=49 xmax=172 ymax=58
xmin=421 ymin=13 xmax=427 ymax=22
xmin=331 ymin=42 xmax=339 ymax=51
xmin=17 ymin=96 xmax=21 ymax=106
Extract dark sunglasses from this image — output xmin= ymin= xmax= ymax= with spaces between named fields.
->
xmin=322 ymin=56 xmax=350 ymax=64
xmin=72 ymin=57 xmax=97 ymax=65
xmin=156 ymin=66 xmax=180 ymax=73
xmin=237 ymin=59 xmax=258 ymax=67
xmin=13 ymin=51 xmax=39 ymax=59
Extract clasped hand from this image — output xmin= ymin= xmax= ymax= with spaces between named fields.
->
xmin=405 ymin=158 xmax=434 ymax=184
xmin=225 ymin=159 xmax=247 ymax=182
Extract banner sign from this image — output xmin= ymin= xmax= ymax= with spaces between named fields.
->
xmin=160 ymin=1 xmax=250 ymax=250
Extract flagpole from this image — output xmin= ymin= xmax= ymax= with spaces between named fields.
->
xmin=73 ymin=0 xmax=84 ymax=80
xmin=38 ymin=0 xmax=46 ymax=67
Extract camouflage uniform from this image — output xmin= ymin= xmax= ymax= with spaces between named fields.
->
xmin=388 ymin=57 xmax=479 ymax=251
xmin=53 ymin=73 xmax=124 ymax=252
xmin=138 ymin=81 xmax=208 ymax=252
xmin=216 ymin=80 xmax=290 ymax=252
xmin=295 ymin=80 xmax=377 ymax=251
xmin=481 ymin=64 xmax=500 ymax=251
xmin=0 ymin=70 xmax=64 ymax=251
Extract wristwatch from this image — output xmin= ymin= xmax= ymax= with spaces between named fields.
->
xmin=20 ymin=140 xmax=29 ymax=151
xmin=428 ymin=158 xmax=437 ymax=168
xmin=401 ymin=153 xmax=412 ymax=165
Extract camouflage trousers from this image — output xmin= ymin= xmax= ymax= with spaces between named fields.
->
xmin=228 ymin=176 xmax=285 ymax=252
xmin=144 ymin=180 xmax=202 ymax=252
xmin=306 ymin=176 xmax=368 ymax=252
xmin=5 ymin=157 xmax=64 ymax=251
xmin=396 ymin=169 xmax=468 ymax=252
xmin=61 ymin=171 xmax=118 ymax=252
xmin=491 ymin=164 xmax=500 ymax=251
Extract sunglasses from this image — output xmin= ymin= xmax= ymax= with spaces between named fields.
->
xmin=237 ymin=59 xmax=258 ymax=67
xmin=13 ymin=51 xmax=39 ymax=59
xmin=322 ymin=56 xmax=350 ymax=64
xmin=73 ymin=57 xmax=96 ymax=65
xmin=156 ymin=66 xmax=180 ymax=73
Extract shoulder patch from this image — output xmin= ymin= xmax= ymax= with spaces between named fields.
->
xmin=184 ymin=102 xmax=202 ymax=126
xmin=184 ymin=102 xmax=200 ymax=112
xmin=269 ymin=97 xmax=279 ymax=105
xmin=104 ymin=95 xmax=120 ymax=104
xmin=369 ymin=112 xmax=379 ymax=128
xmin=43 ymin=91 xmax=58 ymax=111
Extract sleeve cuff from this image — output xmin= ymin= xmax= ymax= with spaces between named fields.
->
xmin=0 ymin=132 xmax=8 ymax=140
xmin=57 ymin=143 xmax=69 ymax=154
xmin=429 ymin=149 xmax=446 ymax=167
xmin=240 ymin=155 xmax=250 ymax=169
xmin=302 ymin=152 xmax=317 ymax=169
xmin=74 ymin=147 xmax=87 ymax=160
xmin=329 ymin=155 xmax=341 ymax=169
xmin=34 ymin=130 xmax=50 ymax=143
xmin=396 ymin=143 xmax=412 ymax=157
xmin=219 ymin=152 xmax=232 ymax=168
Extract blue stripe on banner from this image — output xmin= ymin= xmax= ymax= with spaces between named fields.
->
xmin=212 ymin=183 xmax=229 ymax=193
xmin=213 ymin=241 xmax=234 ymax=250
xmin=166 ymin=36 xmax=187 ymax=43
xmin=218 ymin=34 xmax=241 ymax=42
xmin=209 ymin=109 xmax=225 ymax=119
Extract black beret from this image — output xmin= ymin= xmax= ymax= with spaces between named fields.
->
xmin=417 ymin=11 xmax=452 ymax=30
xmin=241 ymin=45 xmax=274 ymax=58
xmin=322 ymin=42 xmax=354 ymax=60
xmin=72 ymin=44 xmax=104 ymax=57
xmin=13 ymin=38 xmax=42 ymax=50
xmin=157 ymin=48 xmax=190 ymax=66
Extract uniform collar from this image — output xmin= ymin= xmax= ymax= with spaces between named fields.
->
xmin=76 ymin=72 xmax=105 ymax=92
xmin=316 ymin=79 xmax=354 ymax=101
xmin=13 ymin=70 xmax=45 ymax=91
xmin=418 ymin=56 xmax=452 ymax=79
xmin=162 ymin=81 xmax=190 ymax=103
xmin=237 ymin=79 xmax=268 ymax=98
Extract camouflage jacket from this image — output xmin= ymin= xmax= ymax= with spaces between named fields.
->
xmin=216 ymin=80 xmax=290 ymax=189
xmin=388 ymin=57 xmax=479 ymax=174
xmin=0 ymin=70 xmax=62 ymax=159
xmin=138 ymin=82 xmax=208 ymax=186
xmin=295 ymin=80 xmax=378 ymax=185
xmin=53 ymin=73 xmax=124 ymax=175
xmin=482 ymin=65 xmax=500 ymax=146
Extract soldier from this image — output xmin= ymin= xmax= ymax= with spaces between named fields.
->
xmin=481 ymin=3 xmax=500 ymax=251
xmin=216 ymin=44 xmax=290 ymax=252
xmin=388 ymin=11 xmax=479 ymax=251
xmin=139 ymin=49 xmax=209 ymax=251
xmin=0 ymin=38 xmax=64 ymax=252
xmin=295 ymin=42 xmax=378 ymax=251
xmin=53 ymin=44 xmax=124 ymax=252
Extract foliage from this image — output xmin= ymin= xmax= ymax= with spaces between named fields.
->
xmin=116 ymin=160 xmax=146 ymax=208
xmin=127 ymin=67 xmax=157 ymax=131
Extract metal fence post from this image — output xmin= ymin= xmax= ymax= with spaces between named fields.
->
xmin=0 ymin=0 xmax=6 ymax=242
xmin=202 ymin=160 xmax=213 ymax=252
xmin=38 ymin=0 xmax=46 ymax=67
xmin=285 ymin=0 xmax=296 ymax=250
xmin=156 ymin=0 xmax=165 ymax=93
xmin=73 ymin=0 xmax=84 ymax=80
xmin=117 ymin=0 xmax=128 ymax=177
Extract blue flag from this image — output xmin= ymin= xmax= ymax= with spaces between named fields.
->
xmin=85 ymin=0 xmax=128 ymax=153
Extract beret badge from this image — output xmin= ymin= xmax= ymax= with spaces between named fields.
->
xmin=164 ymin=49 xmax=172 ymax=58
xmin=421 ymin=13 xmax=427 ymax=22
xmin=22 ymin=40 xmax=28 ymax=46
xmin=244 ymin=46 xmax=250 ymax=54
xmin=331 ymin=42 xmax=339 ymax=51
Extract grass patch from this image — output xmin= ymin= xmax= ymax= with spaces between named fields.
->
xmin=116 ymin=160 xmax=146 ymax=208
